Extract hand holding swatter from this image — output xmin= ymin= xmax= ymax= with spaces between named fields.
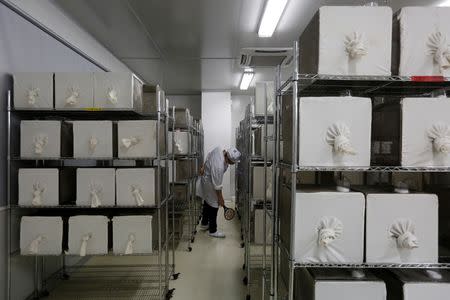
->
xmin=223 ymin=205 xmax=235 ymax=221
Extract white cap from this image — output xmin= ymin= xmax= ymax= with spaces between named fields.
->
xmin=226 ymin=147 xmax=241 ymax=163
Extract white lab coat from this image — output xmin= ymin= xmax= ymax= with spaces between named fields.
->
xmin=196 ymin=147 xmax=228 ymax=208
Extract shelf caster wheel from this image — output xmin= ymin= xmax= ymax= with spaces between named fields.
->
xmin=246 ymin=295 xmax=251 ymax=300
xmin=241 ymin=234 xmax=244 ymax=241
xmin=240 ymin=242 xmax=245 ymax=248
xmin=243 ymin=276 xmax=248 ymax=286
xmin=62 ymin=273 xmax=70 ymax=280
xmin=187 ymin=247 xmax=192 ymax=252
xmin=166 ymin=288 xmax=175 ymax=299
xmin=242 ymin=264 xmax=246 ymax=270
xmin=194 ymin=230 xmax=197 ymax=235
xmin=191 ymin=237 xmax=195 ymax=243
xmin=172 ymin=273 xmax=180 ymax=280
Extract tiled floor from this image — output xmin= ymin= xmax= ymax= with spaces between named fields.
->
xmin=171 ymin=210 xmax=247 ymax=300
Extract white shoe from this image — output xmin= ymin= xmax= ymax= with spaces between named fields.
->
xmin=209 ymin=231 xmax=226 ymax=238
xmin=199 ymin=224 xmax=209 ymax=231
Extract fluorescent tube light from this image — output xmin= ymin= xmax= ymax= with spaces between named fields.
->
xmin=240 ymin=68 xmax=255 ymax=90
xmin=439 ymin=0 xmax=450 ymax=6
xmin=258 ymin=0 xmax=288 ymax=37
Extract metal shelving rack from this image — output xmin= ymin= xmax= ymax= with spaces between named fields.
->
xmin=169 ymin=107 xmax=198 ymax=253
xmin=270 ymin=41 xmax=450 ymax=300
xmin=235 ymin=122 xmax=245 ymax=222
xmin=7 ymin=85 xmax=172 ymax=300
xmin=191 ymin=119 xmax=203 ymax=228
xmin=237 ymin=102 xmax=274 ymax=300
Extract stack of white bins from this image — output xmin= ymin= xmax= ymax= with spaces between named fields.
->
xmin=292 ymin=188 xmax=366 ymax=264
xmin=20 ymin=119 xmax=163 ymax=159
xmin=18 ymin=167 xmax=157 ymax=208
xmin=395 ymin=7 xmax=450 ymax=77
xmin=295 ymin=268 xmax=386 ymax=300
xmin=298 ymin=5 xmax=450 ymax=77
xmin=20 ymin=215 xmax=154 ymax=256
xmin=284 ymin=4 xmax=450 ymax=299
xmin=15 ymin=72 xmax=160 ymax=259
xmin=298 ymin=6 xmax=392 ymax=76
xmin=291 ymin=187 xmax=439 ymax=264
xmin=13 ymin=72 xmax=143 ymax=110
xmin=283 ymin=96 xmax=372 ymax=167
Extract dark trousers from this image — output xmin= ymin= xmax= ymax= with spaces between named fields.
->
xmin=201 ymin=202 xmax=219 ymax=233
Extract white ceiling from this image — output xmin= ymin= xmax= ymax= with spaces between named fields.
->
xmin=54 ymin=0 xmax=444 ymax=94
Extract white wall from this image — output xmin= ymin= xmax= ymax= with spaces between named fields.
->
xmin=202 ymin=92 xmax=232 ymax=199
xmin=5 ymin=0 xmax=132 ymax=72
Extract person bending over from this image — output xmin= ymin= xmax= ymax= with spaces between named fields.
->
xmin=197 ymin=146 xmax=241 ymax=238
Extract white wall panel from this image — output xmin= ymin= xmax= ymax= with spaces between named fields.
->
xmin=5 ymin=0 xmax=132 ymax=71
xmin=202 ymin=92 xmax=232 ymax=199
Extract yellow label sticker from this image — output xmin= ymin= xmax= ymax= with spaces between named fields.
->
xmin=84 ymin=107 xmax=102 ymax=112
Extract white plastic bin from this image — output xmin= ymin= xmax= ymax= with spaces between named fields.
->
xmin=73 ymin=121 xmax=113 ymax=158
xmin=20 ymin=121 xmax=61 ymax=158
xmin=18 ymin=169 xmax=59 ymax=206
xmin=116 ymin=168 xmax=156 ymax=207
xmin=366 ymin=193 xmax=438 ymax=263
xmin=13 ymin=73 xmax=53 ymax=109
xmin=76 ymin=168 xmax=116 ymax=207
xmin=117 ymin=120 xmax=159 ymax=158
xmin=20 ymin=217 xmax=63 ymax=255
xmin=55 ymin=72 xmax=94 ymax=109
xmin=68 ymin=215 xmax=109 ymax=256
xmin=112 ymin=216 xmax=153 ymax=255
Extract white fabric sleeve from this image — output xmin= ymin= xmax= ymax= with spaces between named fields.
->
xmin=210 ymin=149 xmax=224 ymax=190
xmin=211 ymin=167 xmax=224 ymax=190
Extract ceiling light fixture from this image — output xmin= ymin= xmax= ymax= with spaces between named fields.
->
xmin=240 ymin=68 xmax=255 ymax=90
xmin=439 ymin=0 xmax=450 ymax=6
xmin=258 ymin=0 xmax=289 ymax=37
